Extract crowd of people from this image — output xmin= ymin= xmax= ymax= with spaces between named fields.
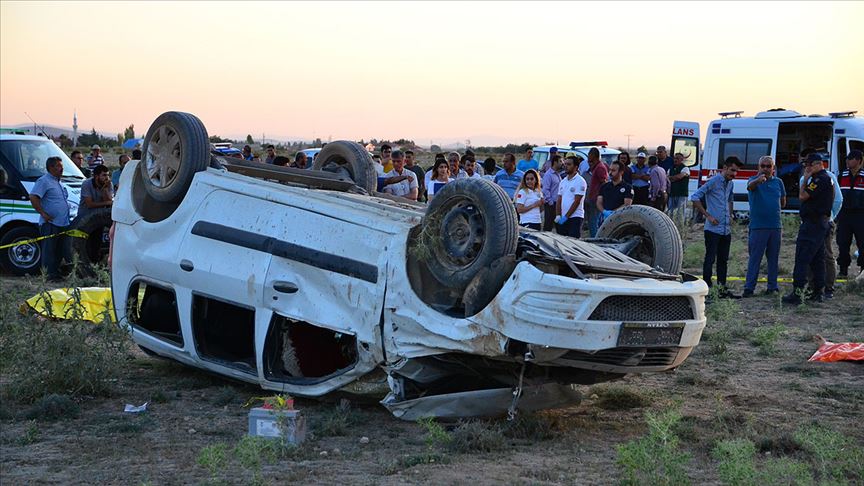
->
xmin=27 ymin=140 xmax=864 ymax=298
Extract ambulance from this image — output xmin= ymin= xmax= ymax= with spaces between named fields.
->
xmin=0 ymin=133 xmax=84 ymax=274
xmin=672 ymin=109 xmax=864 ymax=216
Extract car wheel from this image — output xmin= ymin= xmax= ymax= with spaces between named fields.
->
xmin=311 ymin=141 xmax=377 ymax=194
xmin=140 ymin=111 xmax=210 ymax=203
xmin=462 ymin=255 xmax=517 ymax=316
xmin=420 ymin=178 xmax=518 ymax=290
xmin=597 ymin=205 xmax=683 ymax=274
xmin=0 ymin=226 xmax=41 ymax=275
xmin=70 ymin=208 xmax=112 ymax=277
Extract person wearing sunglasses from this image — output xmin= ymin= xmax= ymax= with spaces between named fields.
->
xmin=742 ymin=156 xmax=786 ymax=297
xmin=69 ymin=150 xmax=91 ymax=178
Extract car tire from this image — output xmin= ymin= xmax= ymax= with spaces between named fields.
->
xmin=421 ymin=178 xmax=518 ymax=290
xmin=597 ymin=205 xmax=683 ymax=274
xmin=311 ymin=141 xmax=377 ymax=194
xmin=0 ymin=226 xmax=41 ymax=275
xmin=139 ymin=111 xmax=210 ymax=204
xmin=70 ymin=208 xmax=112 ymax=277
xmin=462 ymin=255 xmax=517 ymax=316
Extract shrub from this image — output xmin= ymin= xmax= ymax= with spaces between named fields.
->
xmin=1 ymin=308 xmax=131 ymax=403
xmin=314 ymin=399 xmax=359 ymax=437
xmin=447 ymin=420 xmax=505 ymax=453
xmin=749 ymin=325 xmax=785 ymax=356
xmin=793 ymin=424 xmax=864 ymax=482
xmin=593 ymin=385 xmax=650 ymax=411
xmin=23 ymin=394 xmax=80 ymax=421
xmin=616 ymin=409 xmax=691 ymax=486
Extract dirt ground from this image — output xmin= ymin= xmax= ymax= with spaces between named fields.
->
xmin=1 ymin=222 xmax=862 ymax=485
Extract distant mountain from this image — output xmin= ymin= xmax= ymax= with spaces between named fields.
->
xmin=3 ymin=123 xmax=113 ymax=139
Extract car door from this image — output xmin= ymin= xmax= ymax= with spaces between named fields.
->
xmin=671 ymin=121 xmax=700 ymax=196
xmin=260 ymin=195 xmax=390 ymax=396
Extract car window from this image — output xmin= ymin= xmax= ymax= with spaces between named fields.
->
xmin=535 ymin=152 xmax=548 ymax=168
xmin=718 ymin=139 xmax=772 ymax=170
xmin=600 ymin=154 xmax=618 ymax=165
xmin=0 ymin=140 xmax=84 ymax=181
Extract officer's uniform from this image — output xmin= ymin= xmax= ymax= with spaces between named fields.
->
xmin=836 ymin=153 xmax=864 ymax=275
xmin=791 ymin=169 xmax=834 ymax=295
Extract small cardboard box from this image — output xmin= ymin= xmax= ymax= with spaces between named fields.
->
xmin=248 ymin=407 xmax=306 ymax=445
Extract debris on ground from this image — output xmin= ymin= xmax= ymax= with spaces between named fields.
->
xmin=21 ymin=287 xmax=114 ymax=323
xmin=808 ymin=335 xmax=864 ymax=362
xmin=123 ymin=402 xmax=149 ymax=413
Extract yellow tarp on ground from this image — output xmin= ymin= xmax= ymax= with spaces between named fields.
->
xmin=22 ymin=287 xmax=115 ymax=324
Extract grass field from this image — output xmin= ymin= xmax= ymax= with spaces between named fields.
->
xmin=1 ymin=221 xmax=862 ymax=485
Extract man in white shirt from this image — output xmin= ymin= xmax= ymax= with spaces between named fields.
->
xmin=383 ymin=150 xmax=418 ymax=200
xmin=556 ymin=155 xmax=587 ymax=238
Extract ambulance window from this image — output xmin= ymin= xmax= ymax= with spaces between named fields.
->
xmin=850 ymin=140 xmax=864 ymax=152
xmin=719 ymin=139 xmax=772 ymax=169
xmin=672 ymin=137 xmax=699 ymax=167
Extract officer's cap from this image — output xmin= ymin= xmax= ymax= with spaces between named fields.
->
xmin=805 ymin=153 xmax=824 ymax=164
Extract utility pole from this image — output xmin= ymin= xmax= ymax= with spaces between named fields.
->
xmin=624 ymin=134 xmax=634 ymax=152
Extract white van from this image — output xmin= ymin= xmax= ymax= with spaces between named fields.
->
xmin=0 ymin=134 xmax=85 ymax=274
xmin=532 ymin=141 xmax=622 ymax=170
xmin=673 ymin=109 xmax=864 ymax=215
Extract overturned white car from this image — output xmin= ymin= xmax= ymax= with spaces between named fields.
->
xmin=111 ymin=112 xmax=708 ymax=419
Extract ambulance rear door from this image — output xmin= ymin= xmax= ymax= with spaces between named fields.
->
xmin=671 ymin=121 xmax=700 ymax=196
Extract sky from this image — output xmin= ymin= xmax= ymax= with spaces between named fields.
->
xmin=1 ymin=1 xmax=862 ymax=149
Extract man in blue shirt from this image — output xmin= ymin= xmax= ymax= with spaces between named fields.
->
xmin=690 ymin=156 xmax=742 ymax=298
xmin=494 ymin=153 xmax=524 ymax=199
xmin=631 ymin=152 xmax=651 ymax=205
xmin=516 ymin=148 xmax=538 ymax=173
xmin=743 ymin=156 xmax=786 ymax=297
xmin=29 ymin=157 xmax=72 ymax=281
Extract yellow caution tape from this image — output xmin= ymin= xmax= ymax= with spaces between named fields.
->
xmin=21 ymin=287 xmax=115 ymax=324
xmin=0 ymin=229 xmax=89 ymax=250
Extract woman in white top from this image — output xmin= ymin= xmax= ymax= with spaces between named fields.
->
xmin=427 ymin=159 xmax=451 ymax=201
xmin=514 ymin=169 xmax=543 ymax=229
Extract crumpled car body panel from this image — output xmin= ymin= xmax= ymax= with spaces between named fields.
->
xmin=112 ymin=161 xmax=709 ymax=418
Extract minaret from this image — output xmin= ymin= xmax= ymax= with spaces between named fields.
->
xmin=72 ymin=110 xmax=78 ymax=146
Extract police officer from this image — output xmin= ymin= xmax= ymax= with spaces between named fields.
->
xmin=783 ymin=153 xmax=835 ymax=304
xmin=836 ymin=149 xmax=864 ymax=277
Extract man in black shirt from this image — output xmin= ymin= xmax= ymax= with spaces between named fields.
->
xmin=597 ymin=161 xmax=633 ymax=218
xmin=783 ymin=153 xmax=835 ymax=304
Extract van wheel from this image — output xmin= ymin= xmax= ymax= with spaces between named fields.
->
xmin=0 ymin=226 xmax=41 ymax=275
xmin=419 ymin=178 xmax=518 ymax=290
xmin=70 ymin=208 xmax=112 ymax=277
xmin=140 ymin=111 xmax=210 ymax=203
xmin=597 ymin=205 xmax=683 ymax=274
xmin=311 ymin=141 xmax=377 ymax=194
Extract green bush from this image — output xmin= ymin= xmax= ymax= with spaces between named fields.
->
xmin=793 ymin=424 xmax=864 ymax=482
xmin=1 ymin=311 xmax=130 ymax=403
xmin=749 ymin=325 xmax=786 ymax=356
xmin=713 ymin=437 xmax=814 ymax=486
xmin=447 ymin=420 xmax=505 ymax=453
xmin=23 ymin=394 xmax=80 ymax=421
xmin=616 ymin=409 xmax=691 ymax=486
xmin=314 ymin=399 xmax=359 ymax=437
xmin=593 ymin=385 xmax=651 ymax=411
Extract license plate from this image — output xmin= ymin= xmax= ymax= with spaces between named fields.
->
xmin=618 ymin=322 xmax=684 ymax=347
